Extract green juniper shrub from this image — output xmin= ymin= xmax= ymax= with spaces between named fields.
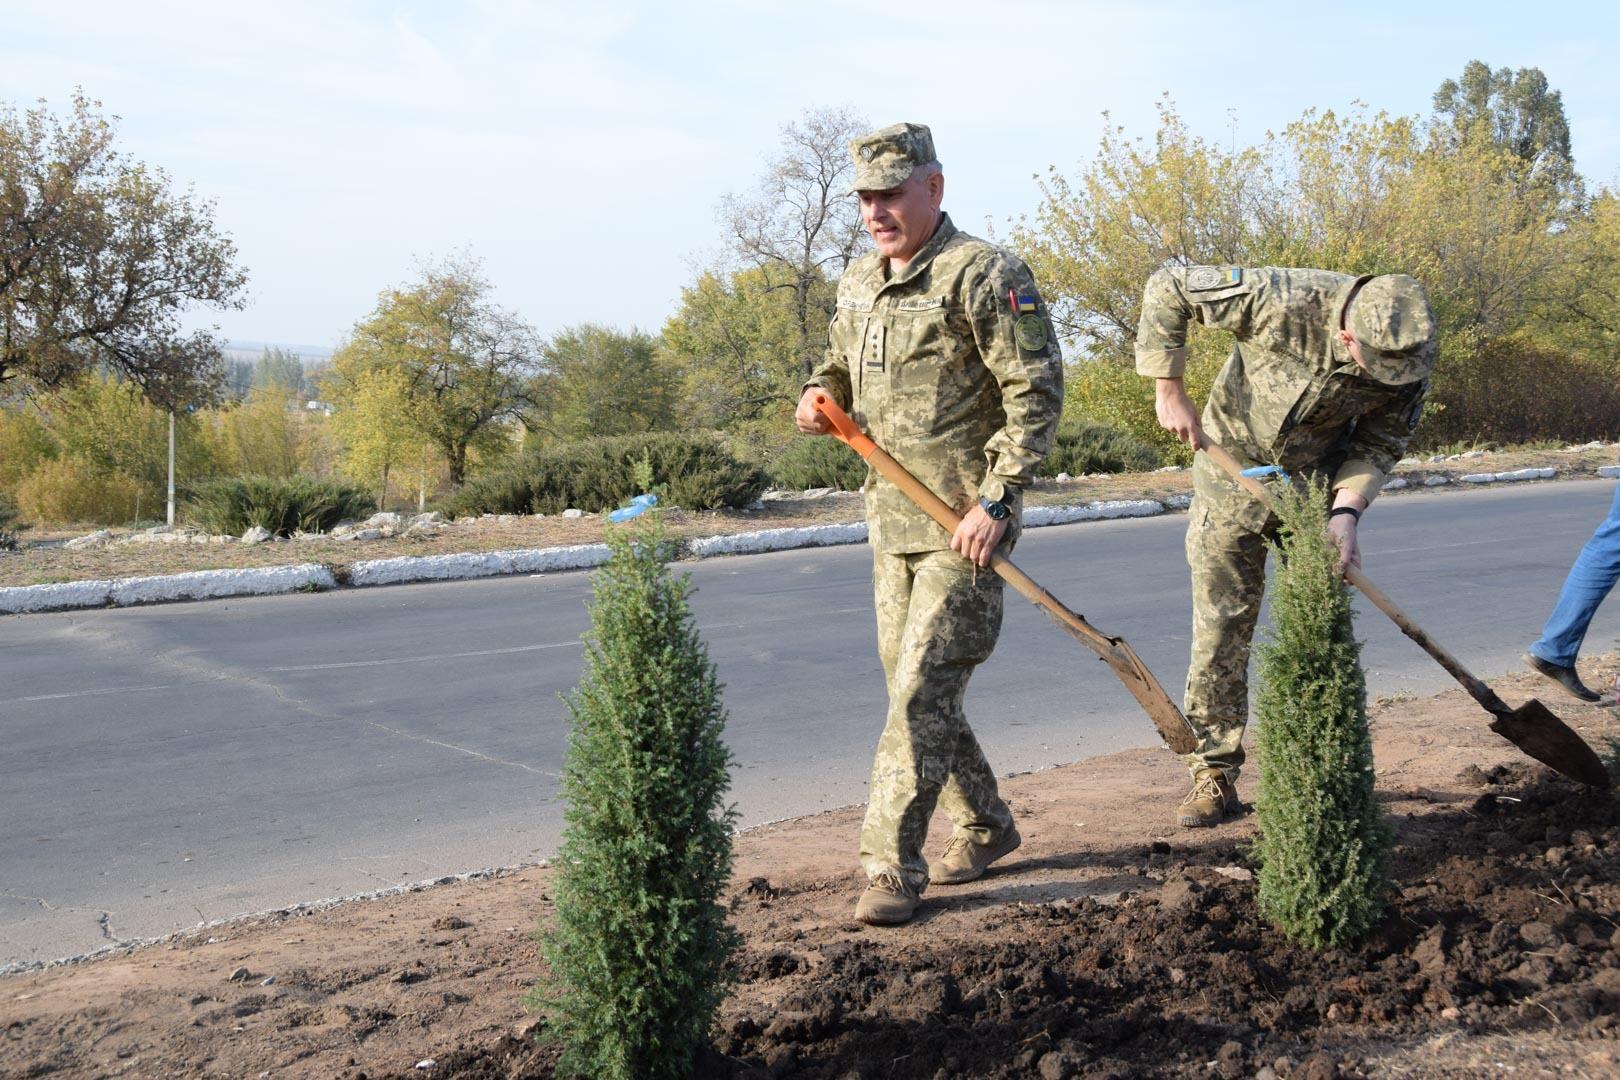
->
xmin=449 ymin=432 xmax=768 ymax=516
xmin=183 ymin=475 xmax=373 ymax=537
xmin=531 ymin=519 xmax=740 ymax=1080
xmin=1252 ymin=476 xmax=1392 ymax=948
xmin=1036 ymin=418 xmax=1162 ymax=478
xmin=445 ymin=469 xmax=536 ymax=520
xmin=767 ymin=435 xmax=868 ymax=492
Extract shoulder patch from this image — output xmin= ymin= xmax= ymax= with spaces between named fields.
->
xmin=1187 ymin=266 xmax=1243 ymax=292
xmin=1014 ymin=313 xmax=1047 ymax=352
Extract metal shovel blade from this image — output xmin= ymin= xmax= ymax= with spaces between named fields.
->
xmin=1488 ymin=698 xmax=1612 ymax=789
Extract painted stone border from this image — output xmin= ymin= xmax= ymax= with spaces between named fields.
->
xmin=0 ymin=564 xmax=335 ymax=615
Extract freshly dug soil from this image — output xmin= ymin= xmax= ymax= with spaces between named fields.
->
xmin=704 ymin=767 xmax=1620 ymax=1079
xmin=4 ymin=663 xmax=1619 ymax=1079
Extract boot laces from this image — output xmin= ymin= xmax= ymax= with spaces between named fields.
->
xmin=1185 ymin=771 xmax=1227 ymax=805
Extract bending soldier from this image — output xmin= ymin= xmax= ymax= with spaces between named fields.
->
xmin=1137 ymin=266 xmax=1437 ymax=827
xmin=796 ymin=122 xmax=1063 ymax=925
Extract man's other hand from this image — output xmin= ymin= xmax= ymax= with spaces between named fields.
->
xmin=951 ymin=505 xmax=1008 ymax=568
xmin=1154 ymin=377 xmax=1204 ymax=449
xmin=1327 ymin=513 xmax=1362 ymax=576
xmin=795 ymin=387 xmax=833 ymax=435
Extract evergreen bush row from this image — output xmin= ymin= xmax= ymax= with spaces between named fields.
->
xmin=760 ymin=417 xmax=1160 ymax=496
xmin=1036 ymin=418 xmax=1163 ymax=477
xmin=450 ymin=432 xmax=769 ymax=516
xmin=0 ymin=492 xmax=21 ymax=551
xmin=184 ymin=475 xmax=374 ymax=537
xmin=766 ymin=435 xmax=867 ymax=491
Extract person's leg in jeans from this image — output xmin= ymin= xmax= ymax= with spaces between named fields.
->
xmin=1530 ymin=481 xmax=1620 ymax=667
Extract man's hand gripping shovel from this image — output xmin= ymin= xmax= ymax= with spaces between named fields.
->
xmin=811 ymin=393 xmax=1199 ymax=754
xmin=1199 ymin=439 xmax=1609 ymax=788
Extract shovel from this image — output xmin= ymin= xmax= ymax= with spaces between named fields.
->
xmin=811 ymin=393 xmax=1200 ymax=754
xmin=1200 ymin=440 xmax=1609 ymax=788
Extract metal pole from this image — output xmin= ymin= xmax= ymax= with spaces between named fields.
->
xmin=167 ymin=409 xmax=176 ymax=527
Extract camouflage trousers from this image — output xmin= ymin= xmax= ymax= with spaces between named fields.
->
xmin=1185 ymin=453 xmax=1283 ymax=780
xmin=1182 ymin=453 xmax=1285 ymax=783
xmin=859 ymin=548 xmax=1013 ymax=895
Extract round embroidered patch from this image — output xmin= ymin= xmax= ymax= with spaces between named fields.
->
xmin=1014 ymin=313 xmax=1047 ymax=352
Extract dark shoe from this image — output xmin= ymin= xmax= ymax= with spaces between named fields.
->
xmin=932 ymin=826 xmax=1022 ymax=885
xmin=1524 ymin=653 xmax=1601 ymax=702
xmin=855 ymin=872 xmax=919 ymax=926
xmin=1176 ymin=767 xmax=1239 ymax=828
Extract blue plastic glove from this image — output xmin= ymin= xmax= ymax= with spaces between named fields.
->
xmin=608 ymin=493 xmax=658 ymax=523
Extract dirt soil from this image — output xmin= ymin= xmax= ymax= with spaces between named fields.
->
xmin=5 ymin=656 xmax=1620 ymax=1079
xmin=4 ymin=443 xmax=1613 ymax=589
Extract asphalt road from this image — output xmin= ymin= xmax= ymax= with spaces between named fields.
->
xmin=3 ymin=479 xmax=1617 ymax=967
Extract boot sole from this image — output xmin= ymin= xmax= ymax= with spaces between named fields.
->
xmin=1177 ymin=799 xmax=1241 ymax=829
xmin=855 ymin=909 xmax=916 ymax=926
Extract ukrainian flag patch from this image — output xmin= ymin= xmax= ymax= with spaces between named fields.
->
xmin=1007 ymin=289 xmax=1038 ymax=315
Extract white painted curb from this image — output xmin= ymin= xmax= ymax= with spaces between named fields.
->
xmin=0 ymin=564 xmax=335 ymax=615
xmin=349 ymin=543 xmax=612 ymax=586
xmin=687 ymin=522 xmax=869 ymax=557
xmin=1461 ymin=467 xmax=1557 ymax=485
xmin=1023 ymin=498 xmax=1165 ymax=527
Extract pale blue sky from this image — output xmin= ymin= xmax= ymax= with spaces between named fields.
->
xmin=4 ymin=0 xmax=1616 ymax=351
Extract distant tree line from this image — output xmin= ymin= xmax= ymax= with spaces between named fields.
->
xmin=6 ymin=66 xmax=1618 ymax=527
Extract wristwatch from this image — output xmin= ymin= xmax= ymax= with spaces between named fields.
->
xmin=979 ymin=495 xmax=1011 ymax=521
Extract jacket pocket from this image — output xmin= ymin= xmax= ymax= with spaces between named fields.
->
xmin=887 ymin=303 xmax=972 ymax=436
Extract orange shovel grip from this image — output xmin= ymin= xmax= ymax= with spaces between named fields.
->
xmin=813 ymin=394 xmax=878 ymax=458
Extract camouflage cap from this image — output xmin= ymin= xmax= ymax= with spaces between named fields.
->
xmin=849 ymin=122 xmax=938 ymax=192
xmin=1349 ymin=274 xmax=1437 ymax=385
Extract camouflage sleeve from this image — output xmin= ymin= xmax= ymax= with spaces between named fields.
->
xmin=1134 ymin=266 xmax=1262 ymax=377
xmin=1334 ymin=381 xmax=1428 ymax=504
xmin=802 ymin=309 xmax=852 ymax=410
xmin=968 ymin=252 xmax=1064 ymax=504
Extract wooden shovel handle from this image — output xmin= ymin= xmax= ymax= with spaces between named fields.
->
xmin=812 ymin=393 xmax=1199 ymax=753
xmin=1197 ymin=442 xmax=1507 ymax=712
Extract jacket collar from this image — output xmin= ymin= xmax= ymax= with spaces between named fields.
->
xmin=875 ymin=212 xmax=957 ymax=291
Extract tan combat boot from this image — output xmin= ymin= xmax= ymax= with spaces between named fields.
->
xmin=932 ymin=826 xmax=1022 ymax=885
xmin=1177 ymin=767 xmax=1238 ymax=828
xmin=854 ymin=872 xmax=920 ymax=926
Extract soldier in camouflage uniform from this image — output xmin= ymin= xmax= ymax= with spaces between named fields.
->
xmin=795 ymin=123 xmax=1063 ymax=925
xmin=1136 ymin=266 xmax=1437 ymax=827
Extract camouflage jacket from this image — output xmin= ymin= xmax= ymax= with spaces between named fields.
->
xmin=806 ymin=214 xmax=1064 ymax=553
xmin=1135 ymin=265 xmax=1428 ymax=502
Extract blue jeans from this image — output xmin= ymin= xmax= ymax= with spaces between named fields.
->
xmin=1529 ymin=481 xmax=1620 ymax=667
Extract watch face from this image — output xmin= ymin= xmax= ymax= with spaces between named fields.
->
xmin=982 ymin=497 xmax=1009 ymax=520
